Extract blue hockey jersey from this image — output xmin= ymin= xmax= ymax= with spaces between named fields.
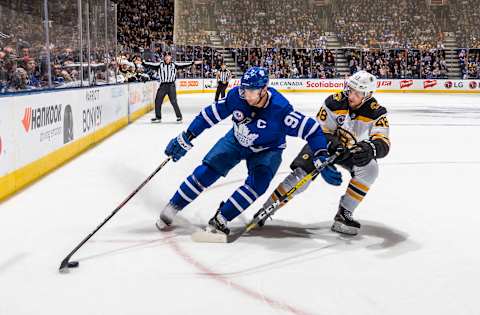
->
xmin=187 ymin=86 xmax=327 ymax=153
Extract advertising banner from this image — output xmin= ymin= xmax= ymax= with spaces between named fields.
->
xmin=175 ymin=78 xmax=480 ymax=93
xmin=12 ymin=85 xmax=128 ymax=171
xmin=128 ymin=82 xmax=155 ymax=116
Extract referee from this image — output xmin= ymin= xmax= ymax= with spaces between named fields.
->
xmin=145 ymin=54 xmax=202 ymax=123
xmin=214 ymin=63 xmax=232 ymax=102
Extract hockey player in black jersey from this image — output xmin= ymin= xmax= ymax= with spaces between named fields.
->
xmin=256 ymin=71 xmax=390 ymax=235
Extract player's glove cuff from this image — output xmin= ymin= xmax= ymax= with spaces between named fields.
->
xmin=177 ymin=132 xmax=193 ymax=151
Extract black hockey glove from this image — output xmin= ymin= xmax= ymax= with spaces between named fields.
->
xmin=351 ymin=140 xmax=376 ymax=167
xmin=326 ymin=137 xmax=350 ymax=163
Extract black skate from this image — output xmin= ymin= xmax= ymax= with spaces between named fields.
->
xmin=191 ymin=206 xmax=230 ymax=243
xmin=151 ymin=117 xmax=161 ymax=123
xmin=208 ymin=210 xmax=230 ymax=235
xmin=331 ymin=206 xmax=361 ymax=236
xmin=253 ymin=207 xmax=276 ymax=228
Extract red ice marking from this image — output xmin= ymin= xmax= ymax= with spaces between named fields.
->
xmin=166 ymin=237 xmax=313 ymax=315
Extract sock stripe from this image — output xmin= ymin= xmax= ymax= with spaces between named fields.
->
xmin=191 ymin=174 xmax=206 ymax=190
xmin=185 ymin=178 xmax=201 ymax=196
xmin=244 ymin=184 xmax=259 ymax=199
xmin=348 ymin=184 xmax=367 ymax=197
xmin=178 ymin=187 xmax=193 ymax=203
xmin=228 ymin=197 xmax=244 ymax=212
xmin=351 ymin=179 xmax=369 ymax=192
xmin=347 ymin=188 xmax=363 ymax=202
xmin=274 ymin=189 xmax=283 ymax=199
xmin=240 ymin=185 xmax=257 ymax=201
xmin=236 ymin=188 xmax=254 ymax=204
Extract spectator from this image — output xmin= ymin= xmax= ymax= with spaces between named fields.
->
xmin=449 ymin=0 xmax=480 ymax=48
xmin=459 ymin=49 xmax=480 ymax=79
xmin=332 ymin=0 xmax=445 ymax=49
xmin=22 ymin=57 xmax=41 ymax=88
xmin=117 ymin=0 xmax=174 ymax=50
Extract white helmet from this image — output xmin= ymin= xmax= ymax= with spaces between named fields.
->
xmin=345 ymin=70 xmax=377 ymax=100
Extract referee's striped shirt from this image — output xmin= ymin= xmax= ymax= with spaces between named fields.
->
xmin=217 ymin=69 xmax=232 ymax=83
xmin=144 ymin=60 xmax=194 ymax=83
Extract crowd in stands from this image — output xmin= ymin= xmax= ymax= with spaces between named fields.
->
xmin=332 ymin=0 xmax=445 ymax=49
xmin=174 ymin=0 xmax=327 ymax=48
xmin=346 ymin=48 xmax=448 ymax=79
xmin=231 ymin=48 xmax=336 ymax=78
xmin=174 ymin=0 xmax=212 ymax=46
xmin=171 ymin=46 xmax=223 ymax=78
xmin=117 ymin=0 xmax=174 ymax=49
xmin=1 ymin=0 xmax=119 ymax=92
xmin=0 ymin=42 xmax=122 ymax=92
xmin=458 ymin=49 xmax=480 ymax=79
xmin=5 ymin=0 xmax=480 ymax=93
xmin=215 ymin=0 xmax=326 ymax=48
xmin=449 ymin=0 xmax=480 ymax=48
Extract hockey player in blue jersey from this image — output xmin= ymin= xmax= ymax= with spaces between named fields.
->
xmin=156 ymin=66 xmax=342 ymax=238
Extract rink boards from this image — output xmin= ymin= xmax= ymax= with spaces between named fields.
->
xmin=0 ymin=82 xmax=157 ymax=201
xmin=1 ymin=78 xmax=479 ymax=201
xmin=176 ymin=78 xmax=480 ymax=94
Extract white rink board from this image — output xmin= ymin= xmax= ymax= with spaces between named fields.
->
xmin=128 ymin=82 xmax=156 ymax=115
xmin=0 ymin=103 xmax=14 ymax=176
xmin=9 ymin=85 xmax=128 ymax=173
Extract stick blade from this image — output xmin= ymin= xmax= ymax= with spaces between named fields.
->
xmin=191 ymin=229 xmax=228 ymax=243
xmin=59 ymin=259 xmax=71 ymax=274
xmin=58 ymin=257 xmax=79 ymax=273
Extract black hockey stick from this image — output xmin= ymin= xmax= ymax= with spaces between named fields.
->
xmin=226 ymin=152 xmax=340 ymax=243
xmin=58 ymin=156 xmax=172 ymax=273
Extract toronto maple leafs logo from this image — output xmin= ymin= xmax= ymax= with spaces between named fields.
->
xmin=233 ymin=110 xmax=245 ymax=121
xmin=234 ymin=123 xmax=259 ymax=147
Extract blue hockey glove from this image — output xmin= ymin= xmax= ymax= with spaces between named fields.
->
xmin=165 ymin=131 xmax=193 ymax=162
xmin=313 ymin=150 xmax=342 ymax=186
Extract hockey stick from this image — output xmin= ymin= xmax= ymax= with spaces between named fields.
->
xmin=58 ymin=156 xmax=172 ymax=273
xmin=225 ymin=152 xmax=340 ymax=243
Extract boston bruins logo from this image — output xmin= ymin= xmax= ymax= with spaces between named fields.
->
xmin=335 ymin=127 xmax=357 ymax=149
xmin=334 ymin=92 xmax=343 ymax=101
xmin=370 ymin=101 xmax=380 ymax=110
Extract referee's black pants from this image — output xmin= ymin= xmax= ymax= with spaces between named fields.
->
xmin=154 ymin=82 xmax=182 ymax=119
xmin=215 ymin=82 xmax=228 ymax=102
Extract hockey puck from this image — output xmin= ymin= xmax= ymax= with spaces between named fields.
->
xmin=68 ymin=261 xmax=79 ymax=268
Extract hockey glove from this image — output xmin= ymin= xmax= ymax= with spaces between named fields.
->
xmin=326 ymin=137 xmax=350 ymax=163
xmin=165 ymin=131 xmax=194 ymax=162
xmin=313 ymin=150 xmax=342 ymax=186
xmin=351 ymin=140 xmax=376 ymax=167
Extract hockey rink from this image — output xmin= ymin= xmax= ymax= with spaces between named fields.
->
xmin=1 ymin=92 xmax=479 ymax=315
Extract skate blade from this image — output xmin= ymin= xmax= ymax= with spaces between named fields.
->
xmin=191 ymin=229 xmax=228 ymax=243
xmin=331 ymin=221 xmax=359 ymax=236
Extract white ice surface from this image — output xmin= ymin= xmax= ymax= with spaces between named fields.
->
xmin=1 ymin=92 xmax=480 ymax=315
